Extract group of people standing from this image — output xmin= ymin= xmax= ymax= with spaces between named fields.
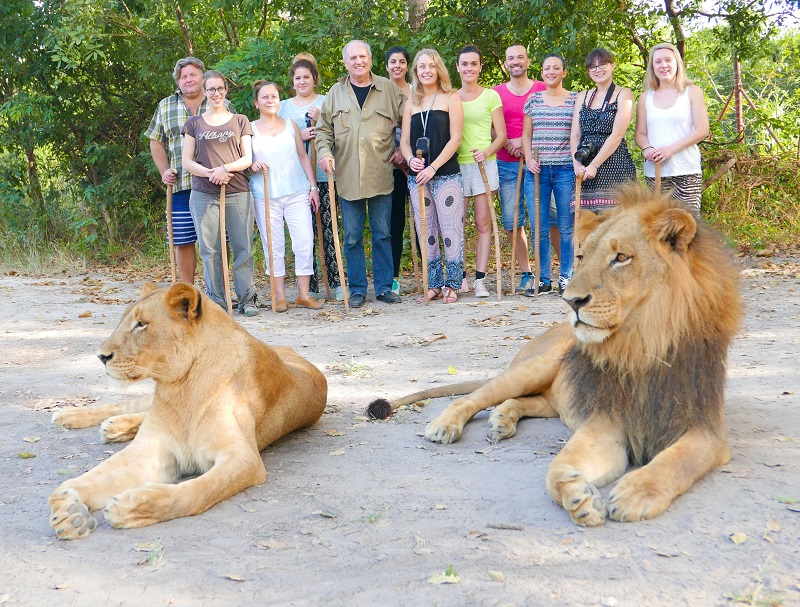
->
xmin=145 ymin=39 xmax=709 ymax=313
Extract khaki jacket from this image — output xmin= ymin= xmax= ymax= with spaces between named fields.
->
xmin=315 ymin=73 xmax=405 ymax=200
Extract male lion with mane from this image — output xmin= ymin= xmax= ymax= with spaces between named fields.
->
xmin=368 ymin=184 xmax=742 ymax=526
xmin=49 ymin=283 xmax=327 ymax=539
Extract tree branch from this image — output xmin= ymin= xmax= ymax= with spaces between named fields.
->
xmin=171 ymin=0 xmax=193 ymax=56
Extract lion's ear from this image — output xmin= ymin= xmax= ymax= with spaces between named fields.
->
xmin=575 ymin=209 xmax=604 ymax=253
xmin=647 ymin=207 xmax=697 ymax=254
xmin=165 ymin=283 xmax=203 ymax=324
xmin=141 ymin=282 xmax=159 ymax=296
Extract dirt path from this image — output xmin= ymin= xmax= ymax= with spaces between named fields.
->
xmin=0 ymin=258 xmax=798 ymax=606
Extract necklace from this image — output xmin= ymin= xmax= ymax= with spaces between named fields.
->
xmin=259 ymin=118 xmax=280 ymax=131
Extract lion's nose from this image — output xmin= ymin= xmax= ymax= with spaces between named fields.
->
xmin=564 ymin=294 xmax=591 ymax=313
xmin=97 ymin=352 xmax=113 ymax=365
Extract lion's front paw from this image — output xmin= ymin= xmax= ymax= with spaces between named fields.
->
xmin=487 ymin=409 xmax=517 ymax=441
xmin=607 ymin=469 xmax=672 ymax=522
xmin=49 ymin=488 xmax=98 ymax=540
xmin=105 ymin=485 xmax=172 ymax=529
xmin=52 ymin=408 xmax=97 ymax=430
xmin=557 ymin=473 xmax=607 ymax=527
xmin=425 ymin=415 xmax=463 ymax=444
xmin=100 ymin=414 xmax=141 ymax=443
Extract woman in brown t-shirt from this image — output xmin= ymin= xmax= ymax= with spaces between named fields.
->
xmin=183 ymin=70 xmax=258 ymax=316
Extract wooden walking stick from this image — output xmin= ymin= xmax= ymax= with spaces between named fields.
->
xmin=654 ymin=161 xmax=661 ymax=194
xmin=326 ymin=159 xmax=349 ymax=313
xmin=310 ymin=144 xmax=332 ymax=300
xmin=166 ymin=182 xmax=177 ymax=284
xmin=408 ymin=196 xmax=421 ymax=294
xmin=474 ymin=154 xmax=502 ymax=301
xmin=573 ymin=174 xmax=583 ymax=270
xmin=219 ymin=184 xmax=233 ymax=316
xmin=416 ymin=150 xmax=429 ymax=303
xmin=533 ymin=149 xmax=541 ymax=300
xmin=510 ymin=157 xmax=524 ymax=295
xmin=262 ymin=168 xmax=277 ymax=314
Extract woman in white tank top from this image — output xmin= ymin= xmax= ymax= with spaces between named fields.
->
xmin=250 ymin=81 xmax=322 ymax=312
xmin=635 ymin=43 xmax=709 ymax=215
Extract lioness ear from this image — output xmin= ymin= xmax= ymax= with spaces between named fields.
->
xmin=165 ymin=283 xmax=203 ymax=324
xmin=647 ymin=208 xmax=697 ymax=254
xmin=141 ymin=282 xmax=159 ymax=296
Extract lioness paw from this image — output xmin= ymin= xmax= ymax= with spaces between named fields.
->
xmin=105 ymin=486 xmax=171 ymax=529
xmin=607 ymin=470 xmax=672 ymax=522
xmin=100 ymin=415 xmax=141 ymax=443
xmin=52 ymin=409 xmax=97 ymax=430
xmin=49 ymin=488 xmax=98 ymax=540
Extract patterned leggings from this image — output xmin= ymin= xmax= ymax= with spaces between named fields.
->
xmin=645 ymin=174 xmax=701 ymax=217
xmin=309 ymin=181 xmax=341 ymax=292
xmin=407 ymin=173 xmax=464 ymax=290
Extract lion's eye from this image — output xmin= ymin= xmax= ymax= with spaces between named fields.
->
xmin=611 ymin=252 xmax=631 ymax=266
xmin=133 ymin=320 xmax=147 ymax=331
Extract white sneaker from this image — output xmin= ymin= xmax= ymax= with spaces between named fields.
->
xmin=474 ymin=278 xmax=490 ymax=298
xmin=335 ymin=285 xmax=347 ymax=301
xmin=558 ymin=276 xmax=570 ymax=295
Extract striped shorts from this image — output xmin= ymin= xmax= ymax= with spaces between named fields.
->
xmin=166 ymin=189 xmax=198 ymax=245
xmin=646 ymin=173 xmax=702 ymax=217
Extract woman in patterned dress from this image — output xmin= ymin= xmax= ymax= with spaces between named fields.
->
xmin=570 ymin=48 xmax=635 ymax=213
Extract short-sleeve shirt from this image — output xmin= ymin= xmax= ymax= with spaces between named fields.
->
xmin=493 ymin=81 xmax=546 ymax=163
xmin=457 ymin=88 xmax=503 ymax=164
xmin=279 ymin=95 xmax=327 ymax=183
xmin=523 ymin=91 xmax=576 ymax=166
xmin=144 ymin=93 xmax=233 ymax=193
xmin=182 ymin=114 xmax=253 ymax=195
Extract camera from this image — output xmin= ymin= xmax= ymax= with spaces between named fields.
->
xmin=574 ymin=135 xmax=598 ymax=166
xmin=415 ymin=137 xmax=430 ymax=159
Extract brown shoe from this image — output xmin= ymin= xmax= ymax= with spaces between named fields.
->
xmin=275 ymin=299 xmax=288 ymax=313
xmin=295 ymin=295 xmax=323 ymax=310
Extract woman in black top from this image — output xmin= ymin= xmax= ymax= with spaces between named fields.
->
xmin=399 ymin=49 xmax=464 ymax=303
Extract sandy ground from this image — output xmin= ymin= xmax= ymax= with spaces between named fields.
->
xmin=0 ymin=257 xmax=798 ymax=607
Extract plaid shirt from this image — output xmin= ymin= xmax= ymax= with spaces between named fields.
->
xmin=144 ymin=92 xmax=234 ymax=193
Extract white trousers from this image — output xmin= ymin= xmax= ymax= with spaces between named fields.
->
xmin=254 ymin=190 xmax=314 ymax=277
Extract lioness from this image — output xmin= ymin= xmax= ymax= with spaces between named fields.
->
xmin=49 ymin=282 xmax=327 ymax=539
xmin=368 ymin=185 xmax=742 ymax=526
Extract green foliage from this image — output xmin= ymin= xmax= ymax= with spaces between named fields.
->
xmin=0 ymin=0 xmax=797 ymax=269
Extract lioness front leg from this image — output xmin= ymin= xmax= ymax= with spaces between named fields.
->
xmin=546 ymin=415 xmax=628 ymax=527
xmin=487 ymin=396 xmax=558 ymax=441
xmin=426 ymin=357 xmax=561 ymax=444
xmin=104 ymin=447 xmax=267 ymax=529
xmin=52 ymin=395 xmax=152 ymax=430
xmin=607 ymin=429 xmax=730 ymax=522
xmin=100 ymin=413 xmax=146 ymax=443
xmin=49 ymin=441 xmax=169 ymax=540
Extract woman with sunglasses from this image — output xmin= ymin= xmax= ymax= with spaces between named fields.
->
xmin=570 ymin=48 xmax=635 ymax=213
xmin=182 ymin=70 xmax=258 ymax=316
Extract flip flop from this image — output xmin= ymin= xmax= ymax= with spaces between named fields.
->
xmin=442 ymin=288 xmax=458 ymax=304
xmin=416 ymin=288 xmax=442 ymax=303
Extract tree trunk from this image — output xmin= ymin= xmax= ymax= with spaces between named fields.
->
xmin=664 ymin=0 xmax=686 ymax=58
xmin=407 ymin=0 xmax=428 ymax=31
xmin=171 ymin=0 xmax=193 ymax=56
xmin=88 ymin=165 xmax=116 ymax=244
xmin=25 ymin=147 xmax=55 ymax=235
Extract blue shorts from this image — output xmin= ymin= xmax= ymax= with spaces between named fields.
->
xmin=166 ymin=189 xmax=197 ymax=245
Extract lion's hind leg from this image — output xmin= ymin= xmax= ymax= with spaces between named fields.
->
xmin=100 ymin=413 xmax=145 ymax=443
xmin=52 ymin=394 xmax=152 ymax=430
xmin=487 ymin=396 xmax=558 ymax=441
xmin=607 ymin=428 xmax=729 ymax=522
xmin=546 ymin=415 xmax=628 ymax=527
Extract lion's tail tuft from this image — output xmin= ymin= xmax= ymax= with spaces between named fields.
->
xmin=366 ymin=398 xmax=393 ymax=420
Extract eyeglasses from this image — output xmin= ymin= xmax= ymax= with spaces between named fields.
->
xmin=205 ymin=86 xmax=227 ymax=95
xmin=588 ymin=63 xmax=609 ymax=72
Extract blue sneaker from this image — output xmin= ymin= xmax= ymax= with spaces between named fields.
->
xmin=391 ymin=278 xmax=401 ymax=296
xmin=517 ymin=272 xmax=533 ymax=292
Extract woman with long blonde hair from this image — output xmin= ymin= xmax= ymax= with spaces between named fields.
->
xmin=634 ymin=42 xmax=709 ymax=215
xmin=399 ymin=49 xmax=464 ymax=303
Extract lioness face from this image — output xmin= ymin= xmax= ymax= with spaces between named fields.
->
xmin=96 ymin=287 xmax=193 ymax=386
xmin=563 ymin=211 xmax=673 ymax=344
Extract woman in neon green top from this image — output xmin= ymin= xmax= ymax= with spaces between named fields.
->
xmin=456 ymin=45 xmax=506 ymax=297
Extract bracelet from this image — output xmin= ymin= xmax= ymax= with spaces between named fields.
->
xmin=310 ymin=186 xmax=319 ymax=191
xmin=641 ymin=146 xmax=653 ymax=153
xmin=407 ymin=156 xmax=414 ymax=165
xmin=221 ymin=164 xmax=229 ymax=173
xmin=429 ymin=165 xmax=437 ymax=174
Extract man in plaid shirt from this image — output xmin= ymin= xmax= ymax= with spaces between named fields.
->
xmin=145 ymin=57 xmax=232 ymax=283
